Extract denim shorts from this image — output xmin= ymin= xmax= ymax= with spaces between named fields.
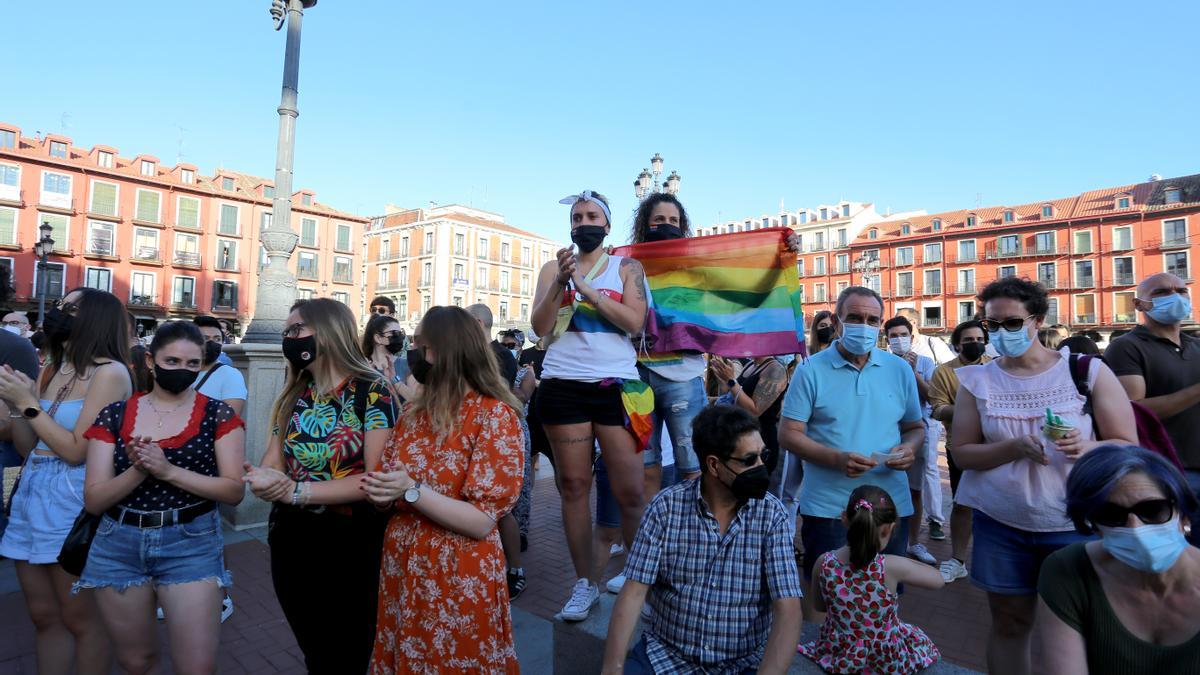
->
xmin=75 ymin=509 xmax=231 ymax=592
xmin=637 ymin=367 xmax=704 ymax=473
xmin=595 ymin=458 xmax=677 ymax=529
xmin=969 ymin=509 xmax=1091 ymax=596
xmin=0 ymin=454 xmax=86 ymax=564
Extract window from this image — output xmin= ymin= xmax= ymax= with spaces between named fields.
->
xmin=421 ymin=295 xmax=431 ymax=315
xmin=135 ymin=189 xmax=161 ymax=223
xmin=301 ymin=194 xmax=312 ymax=206
xmin=397 ymin=295 xmax=407 ymax=318
xmin=260 ymin=211 xmax=272 ymax=231
xmin=42 ymin=171 xmax=71 ymax=196
xmin=868 ymin=229 xmax=878 ymax=240
xmin=453 ymin=263 xmax=465 ymax=281
xmin=799 ymin=212 xmax=808 ymax=224
xmin=500 ymin=270 xmax=509 ymax=292
xmin=133 ymin=228 xmax=159 ymax=261
xmin=181 ymin=169 xmax=194 ymax=184
xmin=336 ymin=223 xmax=351 ymax=252
xmin=49 ymin=141 xmax=67 ymax=158
xmin=999 ymin=265 xmax=1017 ymax=279
xmin=332 ymin=291 xmax=349 ymax=304
xmin=130 ymin=272 xmax=156 ymax=304
xmin=998 ymin=235 xmax=1020 ymax=256
xmin=1117 ymin=196 xmax=1130 ymax=209
xmin=140 ymin=160 xmax=155 ymax=177
xmin=521 ymin=245 xmax=531 ymax=265
xmin=34 ymin=262 xmax=66 ymax=300
xmin=836 ymin=228 xmax=847 ymax=247
xmin=499 ymin=301 xmax=509 ymax=321
xmin=814 ymin=256 xmax=826 ymax=275
xmin=1034 ymin=231 xmax=1055 ymax=254
xmin=819 ymin=208 xmax=827 ymax=220
xmin=966 ymin=215 xmax=977 ymax=227
xmin=958 ymin=240 xmax=976 ymax=262
xmin=1114 ymin=257 xmax=1134 ymax=286
xmin=401 ymin=237 xmax=410 ymax=256
xmin=263 ymin=185 xmax=275 ymax=199
xmin=379 ymin=267 xmax=390 ymax=287
xmin=380 ymin=238 xmax=391 ymax=259
xmin=300 ymin=218 xmax=317 ymax=247
xmin=97 ymin=151 xmax=113 ymax=168
xmin=218 ymin=204 xmax=239 ymax=235
xmin=932 ymin=218 xmax=943 ymax=231
xmin=172 ymin=277 xmax=196 ymax=306
xmin=421 ymin=231 xmax=433 ymax=254
xmin=1038 ymin=262 xmax=1056 ymax=288
xmin=924 ymin=243 xmax=942 ymax=263
xmin=1112 ymin=226 xmax=1132 ymax=251
xmin=501 ymin=242 xmax=511 ymax=261
xmin=896 ymin=247 xmax=913 ymax=266
xmin=1003 ymin=210 xmax=1015 ymax=223
xmin=478 ymin=237 xmax=488 ymax=258
xmin=797 ymin=258 xmax=806 ymax=277
xmin=1164 ymin=188 xmax=1181 ymax=204
xmin=923 ymin=305 xmax=942 ymax=328
xmin=1113 ymin=291 xmax=1136 ymax=323
xmin=0 ymin=164 xmax=18 ymax=190
xmin=835 ymin=254 xmax=849 ymax=273
xmin=1074 ymin=230 xmax=1092 ymax=254
xmin=221 ymin=177 xmax=234 ymax=191
xmin=1042 ymin=204 xmax=1054 ymax=218
xmin=813 ymin=232 xmax=825 ymax=250
xmin=864 ymin=274 xmax=881 ymax=293
xmin=86 ymin=220 xmax=116 ymax=256
xmin=333 ymin=256 xmax=352 ymax=282
xmin=1163 ymin=218 xmax=1187 ymax=246
xmin=421 ymin=262 xmax=432 ymax=285
xmin=521 ymin=274 xmax=531 ymax=295
xmin=0 ymin=130 xmax=14 ymax=148
xmin=297 ymin=252 xmax=318 ymax=279
xmin=1074 ymin=294 xmax=1096 ymax=324
xmin=90 ymin=181 xmax=118 ymax=216
xmin=1165 ymin=252 xmax=1189 ymax=279
xmin=815 ymin=283 xmax=827 ymax=302
xmin=1046 ymin=297 xmax=1060 ymax=323
xmin=172 ymin=198 xmax=199 ymax=232
xmin=797 ymin=285 xmax=806 ymax=303
xmin=399 ymin=265 xmax=407 ymax=283
xmin=897 ymin=271 xmax=913 ymax=296
xmin=40 ymin=213 xmax=69 ymax=252
xmin=0 ymin=207 xmax=16 ymax=245
xmin=901 ymin=224 xmax=911 ymax=235
xmin=84 ymin=267 xmax=112 ymax=292
xmin=957 ymin=269 xmax=975 ymax=294
xmin=216 ymin=240 xmax=238 ymax=271
xmin=521 ymin=303 xmax=529 ymax=318
xmin=297 ymin=289 xmax=314 ymax=300
xmin=958 ymin=301 xmax=975 ymax=322
xmin=924 ymin=269 xmax=942 ymax=295
xmin=842 ymin=204 xmax=851 ymax=217
xmin=174 ymin=232 xmax=200 ymax=266
xmin=1075 ymin=260 xmax=1094 ymax=288
xmin=836 ymin=281 xmax=849 ymax=294
xmin=795 ymin=234 xmax=803 ymax=250
xmin=476 ymin=265 xmax=488 ymax=288
xmin=212 ymin=280 xmax=238 ymax=310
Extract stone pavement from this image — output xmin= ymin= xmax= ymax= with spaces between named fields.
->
xmin=0 ymin=454 xmax=991 ymax=673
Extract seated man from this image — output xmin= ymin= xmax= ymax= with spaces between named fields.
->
xmin=603 ymin=405 xmax=803 ymax=675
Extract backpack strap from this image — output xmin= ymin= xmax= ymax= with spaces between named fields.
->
xmin=194 ymin=362 xmax=224 ymax=392
xmin=1068 ymin=354 xmax=1102 ymax=436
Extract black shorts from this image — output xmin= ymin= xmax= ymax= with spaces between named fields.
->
xmin=536 ymin=378 xmax=625 ymax=427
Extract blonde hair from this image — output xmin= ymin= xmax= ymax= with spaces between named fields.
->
xmin=407 ymin=306 xmax=521 ymax=434
xmin=270 ymin=299 xmax=384 ymax=436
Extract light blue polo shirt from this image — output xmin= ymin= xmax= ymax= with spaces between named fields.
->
xmin=781 ymin=340 xmax=923 ymax=518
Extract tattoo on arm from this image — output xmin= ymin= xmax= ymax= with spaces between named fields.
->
xmin=621 ymin=258 xmax=647 ymax=304
xmin=752 ymin=364 xmax=786 ymax=415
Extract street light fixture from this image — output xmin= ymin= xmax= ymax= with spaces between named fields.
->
xmin=852 ymin=251 xmax=880 ymax=288
xmin=34 ymin=221 xmax=55 ymax=329
xmin=633 ymin=153 xmax=681 ymax=201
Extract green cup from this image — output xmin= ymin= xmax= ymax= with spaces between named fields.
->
xmin=1042 ymin=421 xmax=1074 ymax=441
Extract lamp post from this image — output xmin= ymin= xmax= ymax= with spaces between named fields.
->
xmin=852 ymin=252 xmax=880 ymax=288
xmin=33 ymin=221 xmax=54 ymax=329
xmin=242 ymin=0 xmax=318 ymax=343
xmin=633 ymin=153 xmax=681 ymax=201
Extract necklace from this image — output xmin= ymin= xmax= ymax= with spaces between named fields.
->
xmin=143 ymin=394 xmax=192 ymax=429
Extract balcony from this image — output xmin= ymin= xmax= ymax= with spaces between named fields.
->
xmin=132 ymin=247 xmax=161 ymax=264
xmin=1074 ymin=314 xmax=1097 ymax=325
xmin=128 ymin=295 xmax=162 ymax=310
xmin=1112 ymin=274 xmax=1136 ymax=287
xmin=986 ymin=244 xmax=1023 ymax=260
xmin=892 ymin=287 xmax=914 ymax=298
xmin=173 ymin=252 xmax=202 ymax=269
xmin=893 ymin=256 xmax=915 ymax=268
xmin=1151 ymin=237 xmax=1191 ymax=250
xmin=952 ymin=283 xmax=976 ymax=295
xmin=922 ymin=317 xmax=943 ymax=329
xmin=375 ymin=251 xmax=409 ymax=262
xmin=985 ymin=243 xmax=1066 ymax=260
xmin=952 ymin=253 xmax=978 ymax=264
xmin=418 ymin=276 xmax=434 ymax=288
xmin=1038 ymin=278 xmax=1058 ymax=290
xmin=1076 ymin=276 xmax=1095 ymax=289
xmin=1113 ymin=313 xmax=1137 ymax=324
xmin=922 ymin=284 xmax=943 ymax=296
xmin=375 ymin=282 xmax=406 ymax=292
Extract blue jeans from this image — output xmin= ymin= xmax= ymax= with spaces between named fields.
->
xmin=1185 ymin=471 xmax=1200 ymax=547
xmin=801 ymin=515 xmax=910 ymax=581
xmin=638 ymin=368 xmax=705 ymax=474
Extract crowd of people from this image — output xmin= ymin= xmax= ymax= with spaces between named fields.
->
xmin=0 ymin=188 xmax=1196 ymax=675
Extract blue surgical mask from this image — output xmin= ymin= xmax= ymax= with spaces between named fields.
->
xmin=989 ymin=324 xmax=1034 ymax=358
xmin=838 ymin=323 xmax=880 ymax=355
xmin=1145 ymin=294 xmax=1192 ymax=325
xmin=1098 ymin=517 xmax=1188 ymax=573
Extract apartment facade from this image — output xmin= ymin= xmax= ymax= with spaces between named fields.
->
xmin=363 ymin=204 xmax=562 ymax=331
xmin=0 ymin=122 xmax=368 ymax=334
xmin=798 ymin=174 xmax=1199 ymax=336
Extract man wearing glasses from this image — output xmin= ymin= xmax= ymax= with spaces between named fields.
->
xmin=369 ymin=296 xmax=396 ymax=318
xmin=779 ymin=286 xmax=925 ymax=588
xmin=603 ymin=405 xmax=802 ymax=674
xmin=2 ymin=311 xmax=31 ymax=338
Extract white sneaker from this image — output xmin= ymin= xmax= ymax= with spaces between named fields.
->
xmin=560 ymin=579 xmax=600 ymax=622
xmin=908 ymin=543 xmax=937 ymax=565
xmin=939 ymin=557 xmax=969 ymax=582
xmin=609 ymin=543 xmax=626 ymax=557
xmin=606 ymin=574 xmax=626 ymax=594
xmin=220 ymin=594 xmax=234 ymax=623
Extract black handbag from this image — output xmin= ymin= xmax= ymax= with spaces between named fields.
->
xmin=57 ymin=508 xmax=102 ymax=576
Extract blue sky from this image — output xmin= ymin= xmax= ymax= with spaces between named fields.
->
xmin=7 ymin=1 xmax=1199 ymax=243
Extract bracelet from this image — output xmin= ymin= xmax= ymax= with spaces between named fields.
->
xmin=290 ymin=481 xmax=302 ymax=506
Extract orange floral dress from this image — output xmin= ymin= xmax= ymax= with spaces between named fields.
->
xmin=370 ymin=392 xmax=525 ymax=675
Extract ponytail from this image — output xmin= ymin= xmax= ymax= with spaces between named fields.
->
xmin=844 ymin=485 xmax=898 ymax=570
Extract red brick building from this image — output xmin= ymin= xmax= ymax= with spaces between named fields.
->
xmin=0 ymin=122 xmax=368 ymax=334
xmin=797 ymin=174 xmax=1198 ymax=337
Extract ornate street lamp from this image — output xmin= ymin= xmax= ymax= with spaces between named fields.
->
xmin=33 ymin=221 xmax=54 ymax=328
xmin=632 ymin=154 xmax=681 ymax=201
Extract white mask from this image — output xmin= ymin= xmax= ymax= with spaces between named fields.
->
xmin=888 ymin=336 xmax=911 ymax=355
xmin=3 ymin=325 xmax=23 ymax=336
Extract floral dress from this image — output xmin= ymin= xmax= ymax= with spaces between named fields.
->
xmin=800 ymin=551 xmax=939 ymax=675
xmin=371 ymin=392 xmax=525 ymax=675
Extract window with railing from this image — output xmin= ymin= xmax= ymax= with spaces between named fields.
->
xmin=896 ymin=272 xmax=913 ymax=296
xmin=216 ymin=240 xmax=239 ymax=271
xmin=1166 ymin=252 xmax=1189 ymax=280
xmin=815 ymin=284 xmax=827 ymax=302
xmin=924 ymin=270 xmax=942 ymax=295
xmin=174 ymin=233 xmax=200 ymax=267
xmin=34 ymin=262 xmax=66 ymax=300
xmin=998 ymin=235 xmax=1020 ymax=257
xmin=213 ymin=280 xmax=238 ymax=310
xmin=1038 ymin=263 xmax=1056 ymax=288
xmin=896 ymin=247 xmax=913 ymax=266
xmin=130 ymin=272 xmax=156 ymax=305
xmin=132 ymin=228 xmax=159 ymax=261
xmin=957 ymin=270 xmax=975 ymax=294
xmin=957 ymin=240 xmax=976 ymax=262
xmin=333 ymin=256 xmax=352 ymax=282
xmin=1033 ymin=232 xmax=1055 ymax=254
xmin=924 ymin=243 xmax=942 ymax=264
xmin=1074 ymin=260 xmax=1094 ymax=288
xmin=172 ymin=277 xmax=196 ymax=307
xmin=1112 ymin=226 xmax=1133 ymax=251
xmin=297 ymin=252 xmax=319 ymax=279
xmin=1163 ymin=219 xmax=1187 ymax=247
xmin=87 ymin=221 xmax=116 ymax=256
xmin=1114 ymin=257 xmax=1135 ymax=286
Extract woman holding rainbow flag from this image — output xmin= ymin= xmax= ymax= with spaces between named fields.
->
xmin=531 ymin=190 xmax=652 ymax=623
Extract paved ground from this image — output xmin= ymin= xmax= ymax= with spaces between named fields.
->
xmin=0 ymin=452 xmax=991 ymax=673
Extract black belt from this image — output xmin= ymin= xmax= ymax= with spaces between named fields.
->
xmin=107 ymin=501 xmax=215 ymax=529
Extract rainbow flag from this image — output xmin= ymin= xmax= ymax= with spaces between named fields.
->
xmin=615 ymin=227 xmax=805 ymax=358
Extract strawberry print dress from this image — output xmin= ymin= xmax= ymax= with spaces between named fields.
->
xmin=800 ymin=551 xmax=939 ymax=675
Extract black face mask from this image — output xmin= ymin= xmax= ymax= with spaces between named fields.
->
xmin=203 ymin=341 xmax=222 ymax=366
xmin=385 ymin=336 xmax=405 ymax=355
xmin=816 ymin=326 xmax=833 ymax=344
xmin=960 ymin=341 xmax=987 ymax=362
xmin=44 ymin=308 xmax=74 ymax=343
xmin=154 ymin=365 xmax=199 ymax=395
xmin=407 ymin=347 xmax=432 ymax=384
xmin=282 ymin=335 xmax=318 ymax=371
xmin=723 ymin=461 xmax=770 ymax=500
xmin=571 ymin=226 xmax=607 ymax=253
xmin=645 ymin=225 xmax=684 ymax=242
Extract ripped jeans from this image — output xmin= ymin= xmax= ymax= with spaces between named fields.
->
xmin=637 ymin=367 xmax=705 ymax=474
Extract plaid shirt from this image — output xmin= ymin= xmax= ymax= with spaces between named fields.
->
xmin=625 ymin=479 xmax=803 ymax=674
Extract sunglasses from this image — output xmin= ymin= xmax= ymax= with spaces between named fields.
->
xmin=981 ymin=315 xmax=1038 ymax=333
xmin=371 ymin=307 xmax=391 ymax=315
xmin=1089 ymin=498 xmax=1175 ymax=529
xmin=724 ymin=452 xmax=764 ymax=469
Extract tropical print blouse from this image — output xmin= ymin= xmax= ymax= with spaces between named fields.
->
xmin=279 ymin=377 xmax=397 ymax=481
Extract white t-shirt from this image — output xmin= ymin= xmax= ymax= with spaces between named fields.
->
xmin=192 ymin=363 xmax=248 ymax=402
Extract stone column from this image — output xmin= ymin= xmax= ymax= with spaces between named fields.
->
xmin=219 ymin=343 xmax=289 ymax=529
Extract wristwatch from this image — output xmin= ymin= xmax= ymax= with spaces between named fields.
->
xmin=22 ymin=406 xmax=41 ymax=420
xmin=403 ymin=481 xmax=422 ymax=504
xmin=726 ymin=379 xmax=738 ymax=391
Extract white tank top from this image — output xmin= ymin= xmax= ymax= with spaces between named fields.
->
xmin=541 ymin=255 xmax=640 ymax=382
